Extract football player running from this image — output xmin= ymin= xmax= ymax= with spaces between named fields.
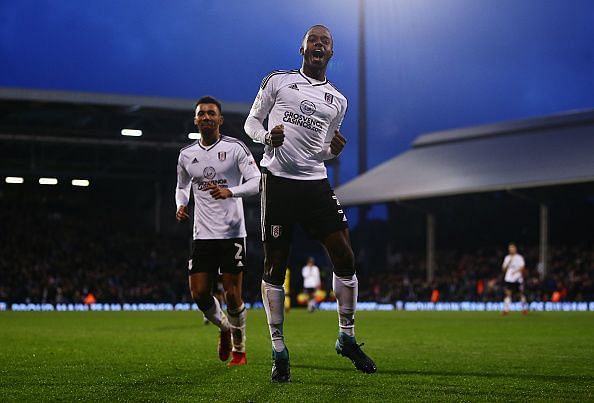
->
xmin=176 ymin=96 xmax=261 ymax=366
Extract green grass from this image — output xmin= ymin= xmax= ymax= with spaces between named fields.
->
xmin=1 ymin=310 xmax=593 ymax=402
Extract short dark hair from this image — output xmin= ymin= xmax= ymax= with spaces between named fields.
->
xmin=302 ymin=24 xmax=333 ymax=48
xmin=195 ymin=96 xmax=222 ymax=114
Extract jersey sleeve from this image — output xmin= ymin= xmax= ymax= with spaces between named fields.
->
xmin=244 ymin=73 xmax=278 ymax=144
xmin=320 ymin=97 xmax=348 ymax=160
xmin=227 ymin=145 xmax=261 ymax=198
xmin=502 ymin=255 xmax=510 ymax=269
xmin=175 ymin=153 xmax=191 ymax=209
xmin=518 ymin=256 xmax=525 ymax=268
xmin=236 ymin=146 xmax=261 ymax=181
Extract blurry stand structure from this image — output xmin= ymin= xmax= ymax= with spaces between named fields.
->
xmin=337 ymin=108 xmax=594 ymax=280
xmin=0 ymin=87 xmax=256 ymax=234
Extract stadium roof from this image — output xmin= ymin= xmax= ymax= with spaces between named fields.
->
xmin=0 ymin=87 xmax=255 ymax=180
xmin=336 ymin=108 xmax=594 ymax=206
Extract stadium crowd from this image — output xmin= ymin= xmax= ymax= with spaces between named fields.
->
xmin=357 ymin=245 xmax=594 ymax=303
xmin=1 ymin=191 xmax=592 ymax=305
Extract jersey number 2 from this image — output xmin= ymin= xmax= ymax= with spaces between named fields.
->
xmin=233 ymin=243 xmax=243 ymax=260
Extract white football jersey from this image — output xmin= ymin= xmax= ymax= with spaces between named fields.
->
xmin=245 ymin=68 xmax=348 ymax=180
xmin=502 ymin=254 xmax=525 ymax=283
xmin=176 ymin=135 xmax=261 ymax=240
xmin=302 ymin=264 xmax=321 ymax=289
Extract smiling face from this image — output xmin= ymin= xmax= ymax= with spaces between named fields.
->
xmin=194 ymin=103 xmax=223 ymax=137
xmin=300 ymin=25 xmax=333 ymax=72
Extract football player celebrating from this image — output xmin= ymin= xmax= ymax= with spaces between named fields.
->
xmin=245 ymin=25 xmax=377 ymax=382
xmin=176 ymin=96 xmax=261 ymax=366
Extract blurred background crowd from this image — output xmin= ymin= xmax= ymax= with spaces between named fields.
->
xmin=2 ymin=186 xmax=592 ymax=305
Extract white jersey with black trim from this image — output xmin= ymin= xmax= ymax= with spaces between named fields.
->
xmin=176 ymin=135 xmax=261 ymax=240
xmin=245 ymin=68 xmax=348 ymax=180
xmin=502 ymin=254 xmax=525 ymax=283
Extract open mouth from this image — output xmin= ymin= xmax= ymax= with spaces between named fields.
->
xmin=312 ymin=49 xmax=324 ymax=61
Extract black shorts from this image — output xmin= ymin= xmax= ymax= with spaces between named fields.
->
xmin=504 ymin=281 xmax=524 ymax=293
xmin=188 ymin=238 xmax=246 ymax=275
xmin=260 ymin=170 xmax=348 ymax=242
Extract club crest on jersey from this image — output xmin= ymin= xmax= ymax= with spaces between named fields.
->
xmin=218 ymin=151 xmax=226 ymax=161
xmin=203 ymin=166 xmax=216 ymax=180
xmin=325 ymin=93 xmax=334 ymax=104
xmin=300 ymin=100 xmax=316 ymax=116
xmin=271 ymin=225 xmax=282 ymax=239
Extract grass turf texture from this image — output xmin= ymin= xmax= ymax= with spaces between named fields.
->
xmin=1 ymin=311 xmax=593 ymax=402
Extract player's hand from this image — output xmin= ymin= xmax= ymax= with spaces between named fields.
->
xmin=266 ymin=125 xmax=285 ymax=147
xmin=176 ymin=205 xmax=190 ymax=222
xmin=203 ymin=182 xmax=233 ymax=200
xmin=330 ymin=130 xmax=347 ymax=155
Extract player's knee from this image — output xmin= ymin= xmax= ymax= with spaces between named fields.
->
xmin=332 ymin=248 xmax=355 ymax=277
xmin=263 ymin=257 xmax=286 ymax=286
xmin=263 ymin=270 xmax=285 ymax=286
xmin=190 ymin=288 xmax=211 ymax=310
xmin=224 ymin=288 xmax=241 ymax=308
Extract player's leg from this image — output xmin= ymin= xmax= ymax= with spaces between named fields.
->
xmin=222 ymin=271 xmax=248 ymax=365
xmin=262 ymin=240 xmax=292 ymax=382
xmin=188 ymin=241 xmax=231 ymax=361
xmin=519 ymin=283 xmax=528 ymax=315
xmin=304 ymin=177 xmax=376 ymax=374
xmin=260 ymin=170 xmax=293 ymax=382
xmin=321 ymin=229 xmax=376 ymax=374
xmin=307 ymin=288 xmax=316 ymax=312
xmin=221 ymin=238 xmax=248 ymax=366
xmin=189 ymin=271 xmax=230 ymax=331
xmin=503 ymin=285 xmax=512 ymax=315
xmin=322 ymin=229 xmax=357 ymax=334
xmin=262 ymin=240 xmax=290 ymax=349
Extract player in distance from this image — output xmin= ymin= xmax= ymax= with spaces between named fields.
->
xmin=502 ymin=242 xmax=528 ymax=315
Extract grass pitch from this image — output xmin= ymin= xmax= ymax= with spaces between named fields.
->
xmin=0 ymin=310 xmax=593 ymax=402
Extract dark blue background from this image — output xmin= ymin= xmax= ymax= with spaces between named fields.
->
xmin=2 ymin=0 xmax=594 ymax=189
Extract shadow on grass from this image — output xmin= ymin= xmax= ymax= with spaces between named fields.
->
xmin=291 ymin=364 xmax=594 ymax=384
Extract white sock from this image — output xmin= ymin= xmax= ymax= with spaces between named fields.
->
xmin=333 ymin=273 xmax=357 ymax=337
xmin=504 ymin=296 xmax=511 ymax=312
xmin=227 ymin=303 xmax=247 ymax=353
xmin=520 ymin=295 xmax=527 ymax=310
xmin=307 ymin=298 xmax=316 ymax=312
xmin=203 ymin=296 xmax=230 ymax=332
xmin=261 ymin=281 xmax=285 ymax=352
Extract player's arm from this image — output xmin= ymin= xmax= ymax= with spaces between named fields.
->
xmin=244 ymin=74 xmax=284 ymax=147
xmin=204 ymin=176 xmax=260 ymax=200
xmin=175 ymin=154 xmax=191 ymax=222
xmin=205 ymin=146 xmax=262 ymax=200
xmin=228 ymin=146 xmax=262 ymax=198
xmin=501 ymin=256 xmax=509 ymax=272
xmin=320 ymin=99 xmax=347 ymax=160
